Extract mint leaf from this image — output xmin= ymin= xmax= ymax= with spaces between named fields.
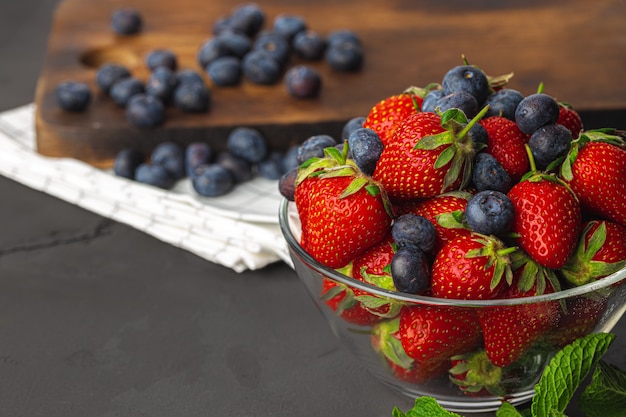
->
xmin=392 ymin=397 xmax=461 ymax=417
xmin=579 ymin=360 xmax=626 ymax=417
xmin=495 ymin=402 xmax=524 ymax=417
xmin=531 ymin=333 xmax=615 ymax=417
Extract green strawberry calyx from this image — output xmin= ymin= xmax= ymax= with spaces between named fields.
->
xmin=449 ymin=350 xmax=506 ymax=397
xmin=371 ymin=317 xmax=414 ymax=370
xmin=354 ymin=266 xmax=403 ymax=319
xmin=510 ymin=250 xmax=562 ymax=295
xmin=464 ymin=234 xmax=516 ymax=291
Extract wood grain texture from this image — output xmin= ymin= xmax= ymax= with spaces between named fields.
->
xmin=34 ymin=0 xmax=626 ymax=167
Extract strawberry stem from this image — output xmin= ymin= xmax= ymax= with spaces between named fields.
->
xmin=457 ymin=105 xmax=491 ymax=140
xmin=525 ymin=143 xmax=538 ymax=172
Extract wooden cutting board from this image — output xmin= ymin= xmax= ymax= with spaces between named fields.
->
xmin=35 ymin=0 xmax=626 ymax=168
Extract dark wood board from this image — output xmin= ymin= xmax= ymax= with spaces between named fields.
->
xmin=34 ymin=0 xmax=626 ymax=168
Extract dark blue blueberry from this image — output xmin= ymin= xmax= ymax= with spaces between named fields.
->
xmin=146 ymin=49 xmax=177 ymax=71
xmin=257 ymin=151 xmax=285 ymax=180
xmin=442 ymin=65 xmax=491 ymax=105
xmin=206 ymin=56 xmax=242 ymax=87
xmin=292 ymin=30 xmax=327 ymax=60
xmin=327 ymin=29 xmax=361 ymax=48
xmin=281 ymin=144 xmax=300 ymax=172
xmin=185 ymin=142 xmax=214 ymax=177
xmin=135 ymin=163 xmax=174 ymax=189
xmin=212 ymin=16 xmax=233 ymax=36
xmin=273 ymin=14 xmax=307 ymax=42
xmin=467 ymin=122 xmax=489 ymax=150
xmin=347 ymin=127 xmax=383 ymax=176
xmin=484 ymin=88 xmax=524 ymax=120
xmin=528 ymin=123 xmax=573 ymax=170
xmin=391 ymin=246 xmax=431 ymax=295
xmin=151 ymin=142 xmax=185 ymax=180
xmin=391 ymin=213 xmax=437 ymax=254
xmin=421 ymin=89 xmax=443 ymax=113
xmin=341 ymin=116 xmax=366 ymax=140
xmin=216 ymin=152 xmax=254 ymax=183
xmin=227 ymin=127 xmax=268 ymax=163
xmin=173 ymin=82 xmax=211 ymax=113
xmin=192 ymin=164 xmax=235 ymax=197
xmin=113 ymin=148 xmax=144 ymax=179
xmin=110 ymin=8 xmax=142 ymax=35
xmin=176 ymin=69 xmax=205 ymax=86
xmin=96 ymin=63 xmax=131 ymax=94
xmin=110 ymin=77 xmax=144 ymax=107
xmin=197 ymin=37 xmax=230 ymax=69
xmin=242 ymin=50 xmax=282 ymax=85
xmin=146 ymin=67 xmax=178 ymax=103
xmin=284 ymin=65 xmax=321 ymax=99
xmin=228 ymin=3 xmax=265 ymax=37
xmin=296 ymin=134 xmax=337 ymax=164
xmin=253 ymin=32 xmax=291 ymax=68
xmin=465 ymin=190 xmax=514 ymax=236
xmin=435 ymin=91 xmax=479 ymax=119
xmin=278 ymin=167 xmax=298 ymax=201
xmin=125 ymin=94 xmax=165 ymax=128
xmin=55 ymin=81 xmax=91 ymax=112
xmin=325 ymin=40 xmax=364 ymax=72
xmin=471 ymin=152 xmax=513 ymax=194
xmin=217 ymin=31 xmax=252 ymax=58
xmin=515 ymin=93 xmax=560 ymax=135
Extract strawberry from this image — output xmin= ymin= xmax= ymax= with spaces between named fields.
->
xmin=373 ymin=108 xmax=487 ymax=201
xmin=479 ymin=115 xmax=530 ymax=182
xmin=545 ymin=295 xmax=608 ymax=349
xmin=362 ymin=86 xmax=433 ymax=145
xmin=561 ymin=220 xmax=626 ymax=287
xmin=560 ymin=130 xmax=626 ymax=226
xmin=507 ymin=171 xmax=582 ymax=269
xmin=430 ymin=233 xmax=514 ymax=300
xmin=557 ymin=103 xmax=583 ymax=139
xmin=294 ymin=146 xmax=393 ymax=268
xmin=449 ymin=350 xmax=505 ymax=397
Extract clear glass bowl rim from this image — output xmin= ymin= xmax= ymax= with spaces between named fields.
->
xmin=279 ymin=198 xmax=626 ymax=307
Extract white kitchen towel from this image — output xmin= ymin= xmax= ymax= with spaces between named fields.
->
xmin=0 ymin=104 xmax=292 ymax=273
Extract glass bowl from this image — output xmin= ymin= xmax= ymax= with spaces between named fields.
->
xmin=279 ymin=199 xmax=626 ymax=414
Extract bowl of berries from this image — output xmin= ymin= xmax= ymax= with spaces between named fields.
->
xmin=278 ymin=62 xmax=626 ymax=413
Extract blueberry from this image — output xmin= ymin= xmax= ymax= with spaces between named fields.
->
xmin=278 ymin=167 xmax=298 ymax=201
xmin=96 ymin=63 xmax=131 ymax=94
xmin=135 ymin=163 xmax=174 ymax=189
xmin=296 ymin=134 xmax=337 ymax=164
xmin=281 ymin=145 xmax=300 ymax=172
xmin=216 ymin=152 xmax=254 ymax=183
xmin=257 ymin=151 xmax=285 ymax=180
xmin=341 ymin=116 xmax=366 ymax=140
xmin=55 ymin=80 xmax=91 ymax=112
xmin=206 ymin=56 xmax=242 ymax=87
xmin=217 ymin=31 xmax=252 ymax=58
xmin=173 ymin=82 xmax=211 ymax=113
xmin=242 ymin=50 xmax=282 ymax=85
xmin=176 ymin=69 xmax=205 ymax=86
xmin=146 ymin=67 xmax=178 ymax=102
xmin=110 ymin=77 xmax=144 ymax=107
xmin=192 ymin=164 xmax=235 ymax=197
xmin=514 ymin=93 xmax=560 ymax=135
xmin=465 ymin=190 xmax=514 ymax=236
xmin=185 ymin=142 xmax=213 ymax=177
xmin=435 ymin=91 xmax=479 ymax=118
xmin=471 ymin=152 xmax=513 ymax=194
xmin=347 ymin=127 xmax=383 ymax=176
xmin=197 ymin=37 xmax=230 ymax=68
xmin=284 ymin=65 xmax=321 ymax=99
xmin=421 ymin=89 xmax=444 ymax=113
xmin=441 ymin=65 xmax=490 ymax=105
xmin=151 ymin=142 xmax=185 ymax=180
xmin=228 ymin=3 xmax=265 ymax=37
xmin=327 ymin=29 xmax=361 ymax=48
xmin=126 ymin=94 xmax=165 ymax=128
xmin=325 ymin=40 xmax=364 ymax=72
xmin=484 ymin=88 xmax=524 ymax=120
xmin=391 ymin=213 xmax=437 ymax=254
xmin=113 ymin=148 xmax=144 ymax=179
xmin=467 ymin=122 xmax=489 ymax=150
xmin=146 ymin=49 xmax=178 ymax=71
xmin=292 ymin=30 xmax=327 ymax=60
xmin=227 ymin=127 xmax=268 ymax=163
xmin=528 ymin=123 xmax=573 ymax=170
xmin=273 ymin=14 xmax=307 ymax=42
xmin=391 ymin=246 xmax=431 ymax=295
xmin=110 ymin=8 xmax=142 ymax=35
xmin=253 ymin=32 xmax=291 ymax=68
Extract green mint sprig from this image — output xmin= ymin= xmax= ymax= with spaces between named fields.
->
xmin=392 ymin=333 xmax=623 ymax=417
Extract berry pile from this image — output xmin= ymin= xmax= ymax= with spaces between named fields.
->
xmin=283 ymin=59 xmax=626 ymax=394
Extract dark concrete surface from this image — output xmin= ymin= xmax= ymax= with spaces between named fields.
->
xmin=0 ymin=1 xmax=624 ymax=417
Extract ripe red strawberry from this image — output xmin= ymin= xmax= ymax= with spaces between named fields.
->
xmin=561 ymin=220 xmax=626 ymax=287
xmin=294 ymin=147 xmax=393 ymax=268
xmin=362 ymin=90 xmax=424 ymax=145
xmin=479 ymin=115 xmax=530 ymax=182
xmin=431 ymin=233 xmax=514 ymax=300
xmin=373 ymin=108 xmax=485 ymax=201
xmin=560 ymin=131 xmax=626 ymax=226
xmin=557 ymin=103 xmax=583 ymax=139
xmin=507 ymin=172 xmax=582 ymax=269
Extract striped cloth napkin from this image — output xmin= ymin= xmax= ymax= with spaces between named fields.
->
xmin=0 ymin=104 xmax=291 ymax=272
